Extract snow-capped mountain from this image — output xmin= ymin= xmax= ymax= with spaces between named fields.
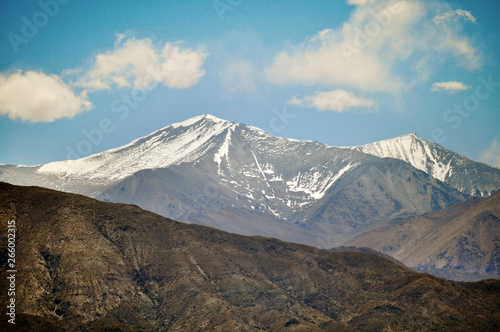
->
xmin=39 ymin=115 xmax=232 ymax=182
xmin=0 ymin=114 xmax=470 ymax=247
xmin=0 ymin=115 xmax=241 ymax=195
xmin=350 ymin=133 xmax=500 ymax=196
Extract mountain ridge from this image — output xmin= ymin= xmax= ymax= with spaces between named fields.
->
xmin=2 ymin=115 xmax=498 ymax=197
xmin=0 ymin=114 xmax=480 ymax=249
xmin=1 ymin=182 xmax=499 ymax=331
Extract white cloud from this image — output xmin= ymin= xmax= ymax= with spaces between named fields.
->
xmin=480 ymin=139 xmax=500 ymax=168
xmin=0 ymin=71 xmax=92 ymax=122
xmin=288 ymin=90 xmax=375 ymax=112
xmin=431 ymin=81 xmax=470 ymax=92
xmin=266 ymin=0 xmax=481 ymax=92
xmin=434 ymin=9 xmax=476 ymax=25
xmin=78 ymin=35 xmax=208 ymax=90
xmin=160 ymin=43 xmax=208 ymax=88
xmin=0 ymin=34 xmax=207 ymax=123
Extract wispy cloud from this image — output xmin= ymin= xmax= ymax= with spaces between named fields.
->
xmin=431 ymin=81 xmax=470 ymax=92
xmin=220 ymin=59 xmax=258 ymax=98
xmin=288 ymin=90 xmax=375 ymax=112
xmin=266 ymin=0 xmax=481 ymax=92
xmin=480 ymin=139 xmax=500 ymax=168
xmin=434 ymin=9 xmax=476 ymax=25
xmin=77 ymin=35 xmax=208 ymax=90
xmin=0 ymin=70 xmax=92 ymax=122
xmin=348 ymin=0 xmax=376 ymax=4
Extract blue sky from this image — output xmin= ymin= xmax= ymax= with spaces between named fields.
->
xmin=0 ymin=0 xmax=499 ymax=167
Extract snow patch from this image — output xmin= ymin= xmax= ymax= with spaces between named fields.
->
xmin=214 ymin=127 xmax=232 ymax=168
xmin=269 ymin=176 xmax=283 ymax=182
xmin=286 ymin=163 xmax=355 ymax=200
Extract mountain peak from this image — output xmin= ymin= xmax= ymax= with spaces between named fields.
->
xmin=170 ymin=114 xmax=229 ymax=129
xmin=403 ymin=133 xmax=420 ymax=139
xmin=349 ymin=132 xmax=500 ymax=196
xmin=350 ymin=133 xmax=448 ymax=178
xmin=353 ymin=133 xmax=431 ymax=150
xmin=375 ymin=133 xmax=425 ymax=144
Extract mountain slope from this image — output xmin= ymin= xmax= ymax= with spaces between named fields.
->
xmin=1 ymin=182 xmax=499 ymax=331
xmin=0 ymin=115 xmax=470 ymax=246
xmin=91 ymin=116 xmax=467 ymax=246
xmin=348 ymin=190 xmax=500 ymax=281
xmin=350 ymin=133 xmax=500 ymax=196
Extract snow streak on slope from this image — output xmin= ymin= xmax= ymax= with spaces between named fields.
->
xmin=38 ymin=115 xmax=233 ymax=182
xmin=214 ymin=126 xmax=233 ymax=170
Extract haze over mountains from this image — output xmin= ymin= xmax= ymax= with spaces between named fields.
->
xmin=1 ymin=182 xmax=499 ymax=331
xmin=348 ymin=190 xmax=500 ymax=281
xmin=0 ymin=115 xmax=483 ymax=245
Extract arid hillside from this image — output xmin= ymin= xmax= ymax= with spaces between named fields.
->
xmin=0 ymin=182 xmax=499 ymax=331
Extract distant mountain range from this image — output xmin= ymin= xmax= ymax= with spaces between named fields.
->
xmin=1 ymin=114 xmax=486 ymax=248
xmin=1 ymin=182 xmax=499 ymax=331
xmin=348 ymin=190 xmax=500 ymax=281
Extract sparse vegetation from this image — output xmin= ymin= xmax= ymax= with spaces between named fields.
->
xmin=0 ymin=182 xmax=499 ymax=331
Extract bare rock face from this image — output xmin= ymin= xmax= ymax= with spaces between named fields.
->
xmin=1 ymin=182 xmax=499 ymax=331
xmin=348 ymin=190 xmax=500 ymax=281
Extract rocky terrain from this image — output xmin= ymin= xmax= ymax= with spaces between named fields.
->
xmin=0 ymin=182 xmax=499 ymax=331
xmin=348 ymin=190 xmax=500 ymax=281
